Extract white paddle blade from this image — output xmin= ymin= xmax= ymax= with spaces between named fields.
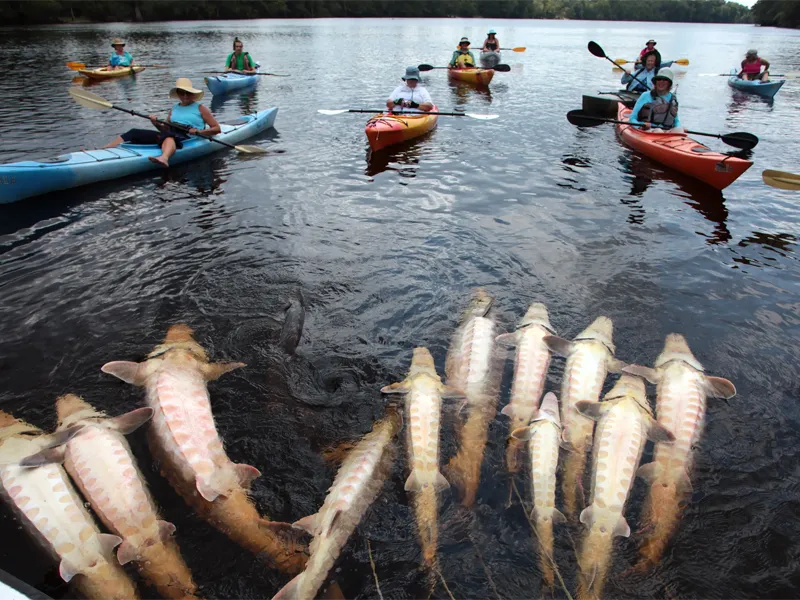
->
xmin=236 ymin=145 xmax=269 ymax=154
xmin=318 ymin=109 xmax=349 ymax=115
xmin=465 ymin=113 xmax=499 ymax=120
xmin=69 ymin=87 xmax=113 ymax=110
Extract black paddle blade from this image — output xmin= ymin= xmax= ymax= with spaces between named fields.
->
xmin=566 ymin=109 xmax=608 ymax=128
xmin=720 ymin=132 xmax=758 ymax=150
xmin=588 ymin=41 xmax=606 ymax=58
xmin=491 ymin=64 xmax=511 ymax=72
xmin=418 ymin=64 xmax=434 ymax=71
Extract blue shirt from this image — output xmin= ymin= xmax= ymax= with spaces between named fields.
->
xmin=628 ymin=91 xmax=681 ymax=129
xmin=109 ymin=51 xmax=133 ymax=67
xmin=170 ymin=102 xmax=206 ymax=130
xmin=621 ymin=67 xmax=655 ymax=93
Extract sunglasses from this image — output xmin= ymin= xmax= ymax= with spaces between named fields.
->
xmin=177 ymin=89 xmax=193 ymax=96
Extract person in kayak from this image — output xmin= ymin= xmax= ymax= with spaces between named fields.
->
xmin=622 ymin=51 xmax=658 ymax=93
xmin=627 ymin=68 xmax=683 ymax=133
xmin=386 ymin=66 xmax=434 ymax=113
xmin=738 ymin=49 xmax=770 ymax=82
xmin=450 ymin=37 xmax=476 ymax=68
xmin=226 ymin=37 xmax=257 ymax=73
xmin=109 ymin=38 xmax=134 ymax=70
xmin=102 ymin=77 xmax=221 ymax=167
xmin=634 ymin=39 xmax=661 ymax=69
xmin=482 ymin=30 xmax=500 ymax=52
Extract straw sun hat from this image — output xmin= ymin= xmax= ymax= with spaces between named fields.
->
xmin=169 ymin=77 xmax=204 ymax=101
xmin=110 ymin=38 xmax=126 ymax=47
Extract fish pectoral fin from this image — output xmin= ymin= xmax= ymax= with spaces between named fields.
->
xmin=647 ymin=419 xmax=675 ymax=443
xmin=158 ymin=520 xmax=176 ymax=541
xmin=500 ymin=404 xmax=515 ymax=418
xmin=101 ymin=360 xmax=146 ymax=386
xmin=621 ymin=364 xmax=660 ymax=384
xmin=98 ymin=533 xmax=123 ymax=555
xmin=59 ymin=559 xmax=81 ymax=582
xmin=552 ymin=508 xmax=567 ymax=525
xmin=705 ymin=376 xmax=736 ymax=400
xmin=272 ymin=573 xmax=303 ymax=600
xmin=495 ymin=332 xmax=518 ymax=348
xmin=117 ymin=540 xmax=139 ymax=565
xmin=292 ymin=513 xmax=320 ymax=535
xmin=614 ymin=516 xmax=631 ymax=538
xmin=579 ymin=505 xmax=594 ymax=529
xmin=606 ymin=357 xmax=626 ymax=373
xmin=195 ymin=476 xmax=222 ymax=502
xmin=235 ymin=463 xmax=262 ymax=488
xmin=510 ymin=426 xmax=533 ymax=441
xmin=43 ymin=425 xmax=85 ymax=449
xmin=19 ymin=446 xmax=66 ymax=467
xmin=110 ymin=407 xmax=154 ymax=434
xmin=404 ymin=470 xmax=422 ymax=492
xmin=434 ymin=470 xmax=450 ymax=492
xmin=380 ymin=381 xmax=411 ymax=395
xmin=636 ymin=462 xmax=662 ymax=483
xmin=202 ymin=361 xmax=246 ymax=381
xmin=441 ymin=385 xmax=467 ymax=400
xmin=575 ymin=401 xmax=606 ymax=421
xmin=543 ymin=335 xmax=574 ymax=357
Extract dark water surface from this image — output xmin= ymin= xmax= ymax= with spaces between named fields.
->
xmin=1 ymin=18 xmax=800 ymax=600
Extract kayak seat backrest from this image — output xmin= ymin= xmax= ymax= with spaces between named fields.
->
xmin=220 ymin=117 xmax=249 ymax=126
xmin=35 ymin=156 xmax=71 ymax=164
xmin=691 ymin=147 xmax=713 ymax=153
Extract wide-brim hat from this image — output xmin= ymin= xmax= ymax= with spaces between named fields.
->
xmin=111 ymin=38 xmax=126 ymax=47
xmin=459 ymin=37 xmax=470 ymax=45
xmin=746 ymin=48 xmax=758 ymax=56
xmin=402 ymin=66 xmax=420 ymax=81
xmin=169 ymin=77 xmax=204 ymax=100
xmin=646 ymin=39 xmax=656 ymax=45
xmin=653 ymin=68 xmax=674 ymax=84
xmin=487 ymin=29 xmax=496 ymax=35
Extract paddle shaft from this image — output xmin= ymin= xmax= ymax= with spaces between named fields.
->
xmin=573 ymin=113 xmax=744 ymax=142
xmin=349 ymin=109 xmax=468 ymax=117
xmin=202 ymin=70 xmax=288 ymax=76
xmin=588 ymin=41 xmax=651 ymax=91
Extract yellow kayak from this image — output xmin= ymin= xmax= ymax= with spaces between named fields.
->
xmin=78 ymin=66 xmax=146 ymax=80
xmin=448 ymin=67 xmax=494 ymax=86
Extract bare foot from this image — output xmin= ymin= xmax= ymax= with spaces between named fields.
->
xmin=148 ymin=155 xmax=169 ymax=168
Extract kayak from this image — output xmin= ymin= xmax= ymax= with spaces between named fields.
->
xmin=479 ymin=51 xmax=501 ymax=68
xmin=78 ymin=66 xmax=145 ymax=79
xmin=205 ymin=71 xmax=259 ymax=96
xmin=365 ymin=106 xmax=438 ymax=151
xmin=0 ymin=108 xmax=277 ymax=204
xmin=615 ymin=104 xmax=751 ymax=190
xmin=448 ymin=67 xmax=495 ymax=86
xmin=728 ymin=68 xmax=785 ymax=99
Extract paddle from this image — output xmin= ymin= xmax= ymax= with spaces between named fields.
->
xmin=588 ymin=41 xmax=651 ymax=92
xmin=500 ymin=47 xmax=526 ymax=52
xmin=66 ymin=61 xmax=167 ymax=70
xmin=68 ymin=87 xmax=267 ymax=154
xmin=318 ymin=108 xmax=498 ymax=120
xmin=615 ymin=58 xmax=690 ymax=66
xmin=566 ymin=110 xmax=759 ymax=150
xmin=762 ymin=170 xmax=800 ymax=191
xmin=700 ymin=72 xmax=797 ymax=78
xmin=201 ymin=70 xmax=289 ymax=77
xmin=418 ymin=63 xmax=511 ymax=72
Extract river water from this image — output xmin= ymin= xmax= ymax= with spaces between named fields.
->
xmin=1 ymin=17 xmax=799 ymax=600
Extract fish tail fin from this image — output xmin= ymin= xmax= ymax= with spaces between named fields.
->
xmin=535 ymin=518 xmax=556 ymax=588
xmin=562 ymin=441 xmax=589 ymax=521
xmin=636 ymin=479 xmax=684 ymax=570
xmin=74 ymin=559 xmax=138 ymax=600
xmin=412 ymin=485 xmax=440 ymax=568
xmin=137 ymin=539 xmax=199 ymax=599
xmin=504 ymin=433 xmax=524 ymax=473
xmin=576 ymin=527 xmax=614 ymax=600
xmin=271 ymin=573 xmax=303 ymax=600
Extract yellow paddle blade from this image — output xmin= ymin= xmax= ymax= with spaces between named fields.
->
xmin=675 ymin=58 xmax=690 ymax=66
xmin=762 ymin=170 xmax=800 ymax=191
xmin=614 ymin=58 xmax=630 ymax=65
xmin=511 ymin=46 xmax=526 ymax=52
xmin=68 ymin=87 xmax=113 ymax=110
xmin=66 ymin=61 xmax=86 ymax=70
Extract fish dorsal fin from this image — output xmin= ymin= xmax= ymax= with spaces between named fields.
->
xmin=109 ymin=407 xmax=154 ymax=435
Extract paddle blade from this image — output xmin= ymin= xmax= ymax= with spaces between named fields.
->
xmin=511 ymin=47 xmax=526 ymax=52
xmin=66 ymin=61 xmax=86 ymax=70
xmin=235 ymin=145 xmax=269 ymax=154
xmin=588 ymin=41 xmax=606 ymax=58
xmin=68 ymin=87 xmax=113 ymax=110
xmin=675 ymin=58 xmax=690 ymax=66
xmin=762 ymin=170 xmax=800 ymax=191
xmin=614 ymin=58 xmax=630 ymax=65
xmin=418 ymin=64 xmax=435 ymax=71
xmin=566 ymin=109 xmax=607 ymax=128
xmin=720 ymin=131 xmax=758 ymax=150
xmin=318 ymin=109 xmax=349 ymax=115
xmin=490 ymin=64 xmax=511 ymax=72
xmin=464 ymin=113 xmax=499 ymax=120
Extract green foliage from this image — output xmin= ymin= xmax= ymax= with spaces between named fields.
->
xmin=752 ymin=0 xmax=800 ymax=28
xmin=7 ymin=0 xmax=752 ymax=25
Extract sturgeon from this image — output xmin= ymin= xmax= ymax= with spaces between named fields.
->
xmin=496 ymin=302 xmax=555 ymax=472
xmin=445 ymin=288 xmax=503 ymax=507
xmin=381 ymin=347 xmax=462 ymax=566
xmin=574 ymin=375 xmax=674 ymax=600
xmin=21 ymin=395 xmax=198 ymax=599
xmin=544 ymin=316 xmax=622 ymax=520
xmin=510 ymin=392 xmax=565 ymax=587
xmin=623 ymin=334 xmax=736 ymax=569
xmin=272 ymin=408 xmax=402 ymax=600
xmin=0 ymin=411 xmax=138 ymax=600
xmin=102 ymin=323 xmax=307 ymax=574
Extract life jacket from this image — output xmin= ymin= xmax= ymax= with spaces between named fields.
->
xmin=455 ymin=51 xmax=475 ymax=68
xmin=226 ymin=51 xmax=253 ymax=70
xmin=742 ymin=59 xmax=761 ymax=74
xmin=637 ymin=93 xmax=678 ymax=129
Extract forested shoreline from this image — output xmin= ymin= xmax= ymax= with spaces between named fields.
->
xmin=0 ymin=0 xmax=758 ymax=27
xmin=751 ymin=0 xmax=800 ymax=29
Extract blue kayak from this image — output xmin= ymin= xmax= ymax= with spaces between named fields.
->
xmin=0 ymin=108 xmax=277 ymax=204
xmin=728 ymin=68 xmax=785 ymax=99
xmin=205 ymin=72 xmax=259 ymax=96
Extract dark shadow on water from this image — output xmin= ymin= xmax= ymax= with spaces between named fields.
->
xmin=365 ymin=136 xmax=431 ymax=178
xmin=210 ymin=87 xmax=260 ymax=114
xmin=727 ymin=91 xmax=776 ymax=115
xmin=448 ymin=80 xmax=493 ymax=106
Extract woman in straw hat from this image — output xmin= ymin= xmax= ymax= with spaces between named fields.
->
xmin=103 ymin=78 xmax=220 ymax=167
xmin=109 ymin=38 xmax=135 ymax=70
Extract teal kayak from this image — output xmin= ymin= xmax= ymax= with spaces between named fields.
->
xmin=205 ymin=72 xmax=259 ymax=96
xmin=0 ymin=108 xmax=277 ymax=204
xmin=728 ymin=68 xmax=785 ymax=99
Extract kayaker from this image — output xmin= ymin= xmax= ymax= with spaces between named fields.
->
xmin=226 ymin=37 xmax=257 ymax=73
xmin=108 ymin=38 xmax=134 ymax=70
xmin=738 ymin=49 xmax=770 ymax=82
xmin=102 ymin=78 xmax=221 ymax=167
xmin=386 ymin=66 xmax=434 ymax=113
xmin=449 ymin=37 xmax=476 ymax=69
xmin=627 ymin=68 xmax=684 ymax=133
xmin=622 ymin=51 xmax=658 ymax=93
xmin=482 ymin=30 xmax=500 ymax=52
xmin=635 ymin=39 xmax=661 ymax=69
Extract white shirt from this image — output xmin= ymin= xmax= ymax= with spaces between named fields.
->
xmin=388 ymin=84 xmax=433 ymax=112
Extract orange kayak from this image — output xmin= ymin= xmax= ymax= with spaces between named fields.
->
xmin=448 ymin=68 xmax=494 ymax=86
xmin=365 ymin=106 xmax=439 ymax=151
xmin=78 ymin=66 xmax=146 ymax=79
xmin=615 ymin=104 xmax=751 ymax=190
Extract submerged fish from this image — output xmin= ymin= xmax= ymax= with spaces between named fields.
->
xmin=382 ymin=347 xmax=462 ymax=566
xmin=278 ymin=292 xmax=305 ymax=355
xmin=0 ymin=412 xmax=138 ymax=600
xmin=544 ymin=316 xmax=623 ymax=520
xmin=272 ymin=408 xmax=402 ymax=600
xmin=623 ymin=334 xmax=736 ymax=570
xmin=445 ymin=288 xmax=503 ymax=507
xmin=21 ymin=395 xmax=198 ymax=599
xmin=510 ymin=392 xmax=565 ymax=588
xmin=496 ymin=302 xmax=555 ymax=473
xmin=102 ymin=324 xmax=307 ymax=574
xmin=574 ymin=375 xmax=674 ymax=600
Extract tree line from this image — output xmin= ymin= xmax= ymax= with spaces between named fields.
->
xmin=751 ymin=0 xmax=800 ymax=28
xmin=0 ymin=0 xmax=754 ymax=26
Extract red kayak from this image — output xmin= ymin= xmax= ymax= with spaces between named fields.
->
xmin=365 ymin=106 xmax=439 ymax=151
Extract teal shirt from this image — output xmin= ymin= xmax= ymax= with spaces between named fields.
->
xmin=109 ymin=51 xmax=133 ymax=67
xmin=170 ymin=102 xmax=206 ymax=130
xmin=628 ymin=91 xmax=681 ymax=129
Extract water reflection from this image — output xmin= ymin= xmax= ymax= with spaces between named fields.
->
xmin=210 ymin=88 xmax=260 ymax=114
xmin=365 ymin=138 xmax=430 ymax=178
xmin=730 ymin=231 xmax=798 ymax=269
xmin=727 ymin=92 xmax=776 ymax=113
xmin=449 ymin=81 xmax=493 ymax=105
